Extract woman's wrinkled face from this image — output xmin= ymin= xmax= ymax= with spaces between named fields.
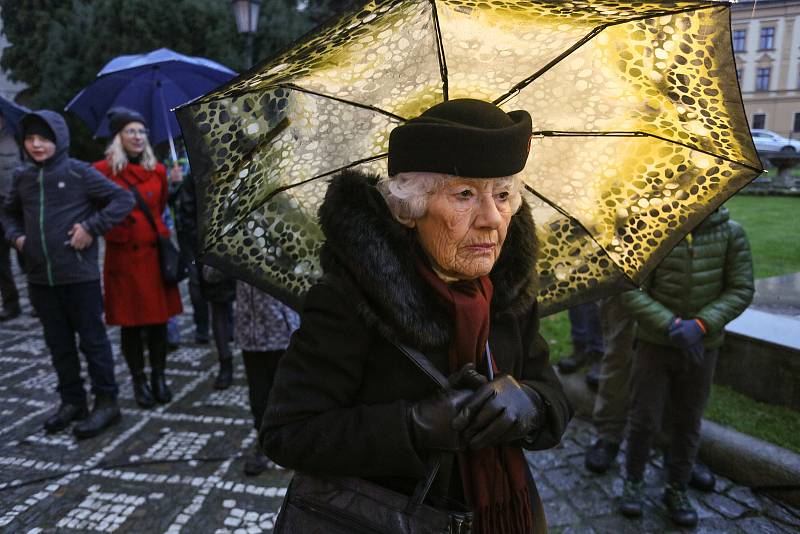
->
xmin=120 ymin=121 xmax=148 ymax=156
xmin=410 ymin=177 xmax=516 ymax=280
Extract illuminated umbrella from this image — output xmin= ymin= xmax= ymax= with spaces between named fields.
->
xmin=177 ymin=0 xmax=760 ymax=313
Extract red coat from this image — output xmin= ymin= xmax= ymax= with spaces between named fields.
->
xmin=93 ymin=160 xmax=182 ymax=326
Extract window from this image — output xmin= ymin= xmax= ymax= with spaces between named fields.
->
xmin=794 ymin=113 xmax=800 ymax=133
xmin=752 ymin=113 xmax=766 ymax=129
xmin=733 ymin=29 xmax=747 ymax=52
xmin=759 ymin=27 xmax=775 ymax=50
xmin=756 ymin=67 xmax=771 ymax=91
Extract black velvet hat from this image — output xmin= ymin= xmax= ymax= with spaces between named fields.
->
xmin=388 ymin=98 xmax=532 ymax=178
xmin=107 ymin=107 xmax=148 ymax=137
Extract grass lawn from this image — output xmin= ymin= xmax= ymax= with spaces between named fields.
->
xmin=540 ymin=195 xmax=800 ymax=451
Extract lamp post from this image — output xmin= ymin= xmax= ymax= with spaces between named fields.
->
xmin=231 ymin=0 xmax=261 ymax=68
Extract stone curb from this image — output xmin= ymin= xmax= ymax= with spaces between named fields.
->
xmin=555 ymin=369 xmax=800 ymax=507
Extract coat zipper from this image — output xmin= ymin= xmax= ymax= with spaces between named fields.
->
xmin=38 ymin=168 xmax=54 ymax=286
xmin=683 ymin=233 xmax=694 ymax=318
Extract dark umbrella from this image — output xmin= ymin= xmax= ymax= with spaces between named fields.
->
xmin=0 ymin=95 xmax=30 ymax=137
xmin=66 ymin=47 xmax=236 ymax=161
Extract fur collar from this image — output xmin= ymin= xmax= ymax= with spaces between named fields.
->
xmin=318 ymin=170 xmax=538 ymax=349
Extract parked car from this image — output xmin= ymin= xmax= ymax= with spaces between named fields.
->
xmin=750 ymin=129 xmax=800 ymax=153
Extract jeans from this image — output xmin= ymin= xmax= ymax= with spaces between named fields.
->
xmin=29 ymin=281 xmax=118 ymax=406
xmin=568 ymin=301 xmax=603 ymax=354
xmin=625 ymin=340 xmax=718 ymax=487
xmin=242 ymin=350 xmax=284 ymax=430
xmin=592 ymin=295 xmax=636 ymax=443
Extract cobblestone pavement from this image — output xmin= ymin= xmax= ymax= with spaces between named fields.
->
xmin=1 ymin=286 xmax=799 ymax=532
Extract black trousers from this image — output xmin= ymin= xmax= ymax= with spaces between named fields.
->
xmin=0 ymin=238 xmax=19 ymax=310
xmin=211 ymin=301 xmax=233 ymax=360
xmin=242 ymin=350 xmax=283 ymax=430
xmin=29 ymin=281 xmax=118 ymax=406
xmin=625 ymin=340 xmax=718 ymax=487
xmin=120 ymin=323 xmax=168 ymax=373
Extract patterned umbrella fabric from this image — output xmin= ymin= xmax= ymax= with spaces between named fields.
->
xmin=177 ymin=0 xmax=761 ymax=314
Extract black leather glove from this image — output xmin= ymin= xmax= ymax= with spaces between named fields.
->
xmin=407 ymin=364 xmax=490 ymax=452
xmin=667 ymin=317 xmax=705 ymax=366
xmin=453 ymin=374 xmax=544 ymax=450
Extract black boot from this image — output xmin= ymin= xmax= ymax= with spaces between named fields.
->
xmin=149 ymin=342 xmax=173 ymax=404
xmin=663 ymin=483 xmax=698 ymax=527
xmin=585 ymin=439 xmax=620 ymax=474
xmin=214 ymin=357 xmax=234 ymax=390
xmin=689 ymin=462 xmax=716 ymax=492
xmin=132 ymin=374 xmax=156 ymax=409
xmin=619 ymin=477 xmax=644 ymax=518
xmin=73 ymin=395 xmax=121 ymax=439
xmin=243 ymin=441 xmax=270 ymax=476
xmin=44 ymin=403 xmax=88 ymax=433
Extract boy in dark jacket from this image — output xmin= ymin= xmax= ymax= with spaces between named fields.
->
xmin=618 ymin=206 xmax=754 ymax=527
xmin=0 ymin=111 xmax=134 ymax=439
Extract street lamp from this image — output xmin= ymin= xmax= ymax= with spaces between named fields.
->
xmin=231 ymin=0 xmax=261 ymax=68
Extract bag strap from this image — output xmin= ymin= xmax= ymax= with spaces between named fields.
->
xmin=390 ymin=341 xmax=451 ymax=514
xmin=120 ymin=176 xmax=160 ymax=235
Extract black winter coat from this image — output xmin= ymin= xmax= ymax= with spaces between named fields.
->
xmin=262 ymin=171 xmax=573 ymax=511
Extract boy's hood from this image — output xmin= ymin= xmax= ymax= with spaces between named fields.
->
xmin=21 ymin=110 xmax=70 ymax=167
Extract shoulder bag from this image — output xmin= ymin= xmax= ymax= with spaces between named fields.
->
xmin=274 ymin=342 xmax=473 ymax=534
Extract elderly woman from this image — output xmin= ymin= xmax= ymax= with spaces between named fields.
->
xmin=262 ymin=99 xmax=572 ymax=533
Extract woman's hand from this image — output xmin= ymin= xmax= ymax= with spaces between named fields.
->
xmin=406 ymin=363 xmax=490 ymax=451
xmin=14 ymin=235 xmax=25 ymax=252
xmin=454 ymin=374 xmax=544 ymax=449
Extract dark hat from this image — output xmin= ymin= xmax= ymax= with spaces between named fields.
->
xmin=21 ymin=114 xmax=56 ymax=143
xmin=107 ymin=107 xmax=148 ymax=137
xmin=388 ymin=98 xmax=532 ymax=178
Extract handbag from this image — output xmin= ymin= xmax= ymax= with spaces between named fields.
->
xmin=123 ymin=180 xmax=187 ymax=285
xmin=274 ymin=343 xmax=473 ymax=534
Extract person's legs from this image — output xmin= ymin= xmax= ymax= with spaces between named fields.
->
xmin=29 ymin=283 xmax=88 ymax=431
xmin=67 ymin=281 xmax=118 ymax=400
xmin=121 ymin=326 xmax=155 ymax=408
xmin=0 ymin=238 xmax=20 ymax=319
xmin=211 ymin=301 xmax=234 ymax=389
xmin=187 ymin=263 xmax=209 ymax=343
xmin=147 ymin=323 xmax=172 ymax=403
xmin=664 ymin=348 xmax=719 ymax=488
xmin=558 ymin=301 xmax=604 ymax=374
xmin=241 ymin=350 xmax=283 ymax=475
xmin=586 ymin=295 xmax=635 ymax=473
xmin=620 ymin=341 xmax=671 ymax=518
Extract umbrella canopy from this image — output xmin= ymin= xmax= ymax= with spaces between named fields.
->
xmin=0 ymin=95 xmax=30 ymax=137
xmin=66 ymin=48 xmax=236 ymax=158
xmin=177 ymin=0 xmax=761 ymax=314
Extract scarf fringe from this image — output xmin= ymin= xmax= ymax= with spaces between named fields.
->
xmin=473 ymin=486 xmax=533 ymax=534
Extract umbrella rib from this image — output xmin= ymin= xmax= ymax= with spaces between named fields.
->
xmin=280 ymin=83 xmax=407 ymax=122
xmin=534 ymin=130 xmax=763 ymax=174
xmin=522 ymin=183 xmax=638 ymax=287
xmin=211 ymin=153 xmax=389 ymax=245
xmin=429 ymin=0 xmax=449 ymax=101
xmin=493 ymin=3 xmax=723 ymax=107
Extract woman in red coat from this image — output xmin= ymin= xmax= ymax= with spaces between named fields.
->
xmin=93 ymin=107 xmax=182 ymax=409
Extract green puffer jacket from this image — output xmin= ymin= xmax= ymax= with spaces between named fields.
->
xmin=622 ymin=207 xmax=754 ymax=349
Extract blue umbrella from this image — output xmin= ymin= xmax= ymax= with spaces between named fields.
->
xmin=66 ymin=47 xmax=236 ymax=160
xmin=0 ymin=95 xmax=30 ymax=137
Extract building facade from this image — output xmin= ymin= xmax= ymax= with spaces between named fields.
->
xmin=733 ymin=0 xmax=800 ymax=138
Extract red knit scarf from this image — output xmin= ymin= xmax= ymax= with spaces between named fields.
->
xmin=416 ymin=257 xmax=533 ymax=534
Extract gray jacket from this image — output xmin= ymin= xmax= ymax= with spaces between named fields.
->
xmin=0 ymin=110 xmax=135 ymax=286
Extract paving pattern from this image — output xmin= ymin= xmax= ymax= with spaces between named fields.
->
xmin=1 ymin=282 xmax=799 ymax=532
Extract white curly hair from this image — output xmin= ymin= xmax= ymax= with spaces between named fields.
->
xmin=376 ymin=171 xmax=523 ymax=224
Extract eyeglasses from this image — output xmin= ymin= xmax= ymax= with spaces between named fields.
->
xmin=122 ymin=128 xmax=149 ymax=137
